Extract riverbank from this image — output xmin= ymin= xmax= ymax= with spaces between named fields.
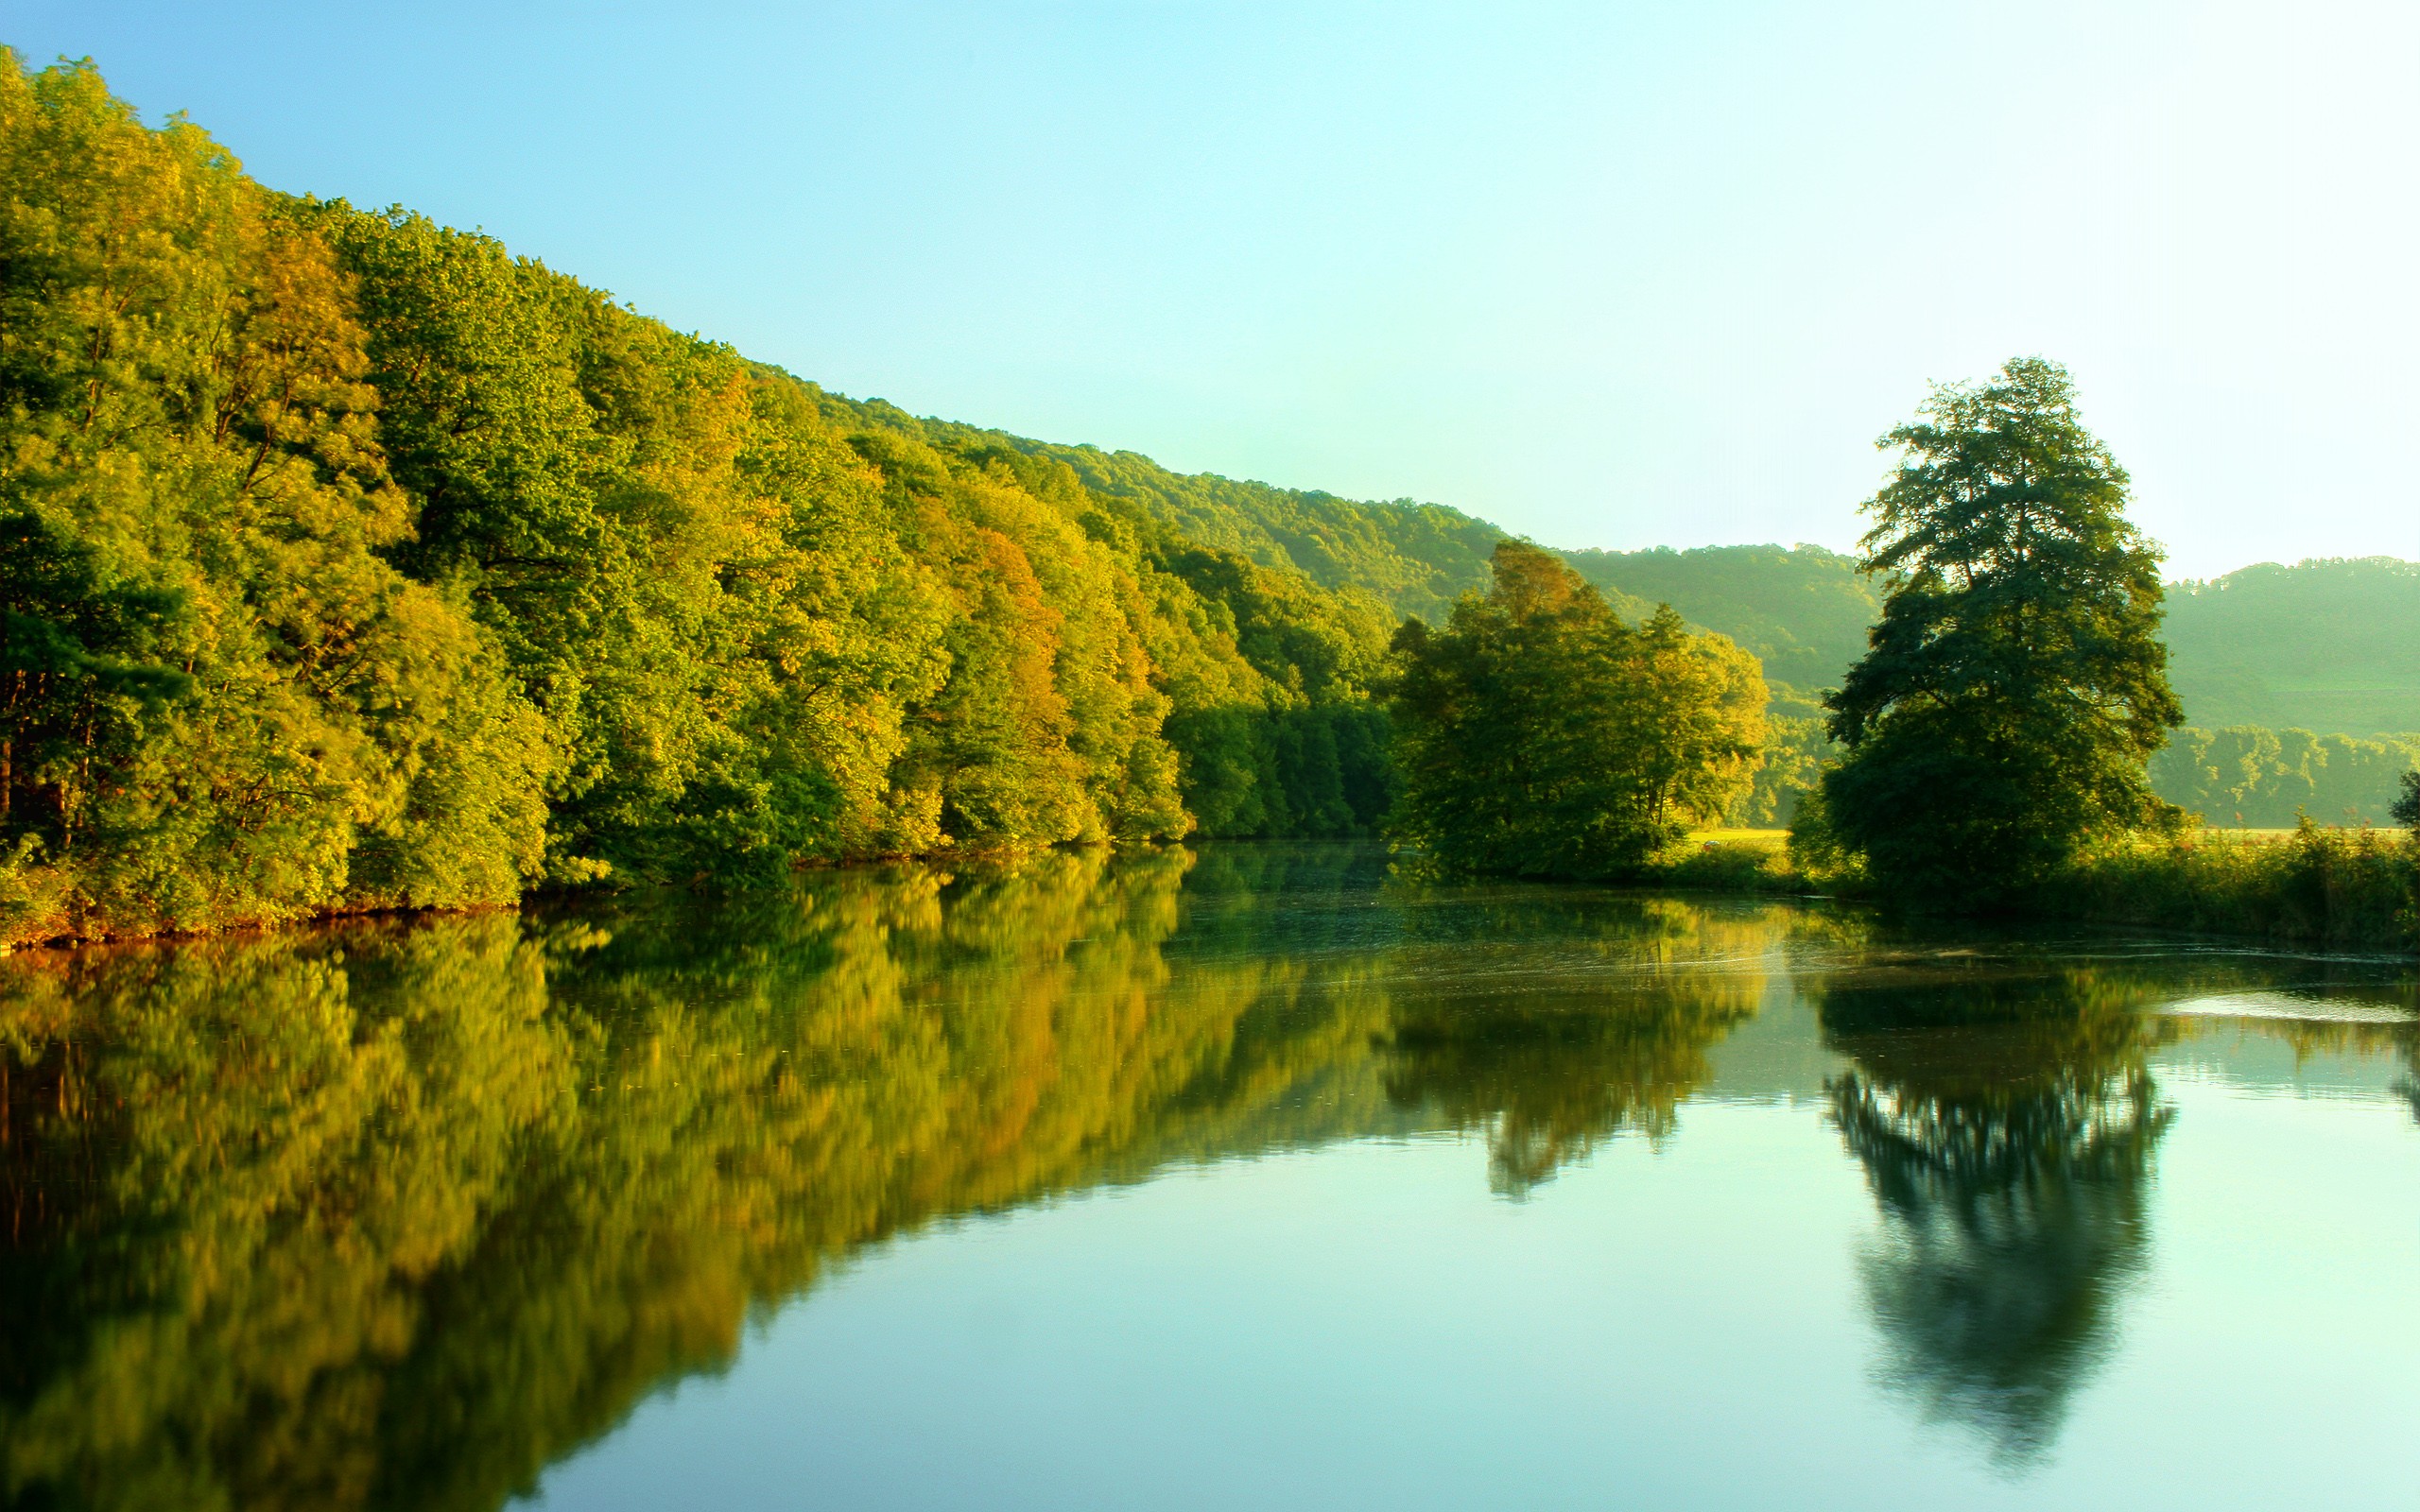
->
xmin=0 ymin=838 xmax=1063 ymax=955
xmin=12 ymin=826 xmax=2414 ymax=956
xmin=1645 ymin=823 xmax=2420 ymax=951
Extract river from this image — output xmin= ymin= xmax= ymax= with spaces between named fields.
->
xmin=1 ymin=843 xmax=2412 ymax=1510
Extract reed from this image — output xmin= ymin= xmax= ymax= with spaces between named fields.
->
xmin=2043 ymin=822 xmax=2417 ymax=949
xmin=1644 ymin=822 xmax=2418 ymax=951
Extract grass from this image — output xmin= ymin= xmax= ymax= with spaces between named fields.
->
xmin=1642 ymin=821 xmax=2419 ymax=950
xmin=2044 ymin=823 xmax=2416 ymax=949
xmin=1643 ymin=831 xmax=1808 ymax=893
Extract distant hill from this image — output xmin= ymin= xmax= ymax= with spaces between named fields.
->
xmin=1557 ymin=544 xmax=1878 ymax=696
xmin=814 ymin=390 xmax=2420 ymax=744
xmin=1564 ymin=548 xmax=2420 ymax=740
xmin=809 ymin=393 xmax=1502 ymax=623
xmin=2163 ymin=558 xmax=2420 ymax=736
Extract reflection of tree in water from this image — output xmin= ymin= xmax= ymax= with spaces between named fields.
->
xmin=1382 ymin=899 xmax=1782 ymax=1195
xmin=2256 ymin=1009 xmax=2420 ymax=1128
xmin=0 ymin=861 xmax=1817 ymax=1504
xmin=1386 ymin=990 xmax=1740 ymax=1194
xmin=0 ymin=846 xmax=1401 ymax=1512
xmin=1818 ymin=960 xmax=2177 ymax=1469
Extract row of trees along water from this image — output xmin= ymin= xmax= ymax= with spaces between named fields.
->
xmin=0 ymin=55 xmax=1781 ymax=949
xmin=0 ymin=58 xmax=1426 ymax=945
xmin=3 ymin=846 xmax=2411 ymax=1507
xmin=5 ymin=54 xmax=2415 ymax=947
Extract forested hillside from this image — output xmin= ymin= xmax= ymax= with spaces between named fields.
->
xmin=6 ymin=53 xmax=2413 ymax=951
xmin=0 ymin=56 xmax=1399 ymax=946
xmin=835 ymin=403 xmax=1505 ymax=623
xmin=2164 ymin=558 xmax=2420 ymax=735
xmin=1557 ymin=544 xmax=1878 ymax=696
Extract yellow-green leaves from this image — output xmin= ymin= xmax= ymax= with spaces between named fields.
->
xmin=0 ymin=52 xmax=1435 ymax=944
xmin=1386 ymin=542 xmax=1766 ymax=879
xmin=0 ymin=54 xmax=546 ymax=939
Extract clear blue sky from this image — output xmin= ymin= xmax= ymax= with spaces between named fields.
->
xmin=16 ymin=1 xmax=2416 ymax=577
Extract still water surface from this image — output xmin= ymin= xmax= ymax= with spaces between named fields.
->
xmin=2 ymin=843 xmax=2414 ymax=1510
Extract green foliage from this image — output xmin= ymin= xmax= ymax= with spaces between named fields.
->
xmin=840 ymin=404 xmax=1504 ymax=622
xmin=1559 ymin=542 xmax=1880 ymax=696
xmin=32 ymin=55 xmax=2404 ymax=951
xmin=1547 ymin=549 xmax=1868 ymax=828
xmin=1386 ymin=542 xmax=1766 ymax=878
xmin=1557 ymin=540 xmax=2420 ymax=796
xmin=2044 ymin=824 xmax=2417 ymax=949
xmin=0 ymin=56 xmax=552 ymax=943
xmin=1729 ymin=698 xmax=1831 ymax=826
xmin=1557 ymin=544 xmax=2420 ymax=752
xmin=1639 ymin=833 xmax=1806 ymax=893
xmin=0 ymin=55 xmax=1414 ymax=945
xmin=2150 ymin=726 xmax=2420 ymax=828
xmin=1815 ymin=358 xmax=2184 ymax=905
xmin=2165 ymin=557 xmax=2420 ymax=735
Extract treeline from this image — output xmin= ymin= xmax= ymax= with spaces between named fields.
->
xmin=890 ymin=422 xmax=1505 ymax=624
xmin=2151 ymin=727 xmax=2420 ymax=828
xmin=9 ymin=55 xmax=2412 ymax=951
xmin=1742 ymin=718 xmax=2420 ymax=833
xmin=0 ymin=57 xmax=1398 ymax=946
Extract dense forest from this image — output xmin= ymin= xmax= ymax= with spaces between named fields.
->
xmin=0 ymin=56 xmax=1416 ymax=945
xmin=885 ymin=421 xmax=1506 ymax=625
xmin=0 ymin=54 xmax=2412 ymax=947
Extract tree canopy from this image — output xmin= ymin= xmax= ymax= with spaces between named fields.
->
xmin=0 ymin=54 xmax=1409 ymax=946
xmin=1812 ymin=358 xmax=2184 ymax=902
xmin=1386 ymin=541 xmax=1765 ymax=878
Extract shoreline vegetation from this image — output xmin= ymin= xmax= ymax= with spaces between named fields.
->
xmin=9 ymin=825 xmax=2411 ymax=956
xmin=1650 ymin=824 xmax=2417 ymax=951
xmin=3 ymin=56 xmax=2416 ymax=955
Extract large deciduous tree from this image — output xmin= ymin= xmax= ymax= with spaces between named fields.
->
xmin=1386 ymin=541 xmax=1764 ymax=878
xmin=1813 ymin=358 xmax=2182 ymax=902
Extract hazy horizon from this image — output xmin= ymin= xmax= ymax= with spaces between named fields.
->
xmin=21 ymin=0 xmax=2419 ymax=579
